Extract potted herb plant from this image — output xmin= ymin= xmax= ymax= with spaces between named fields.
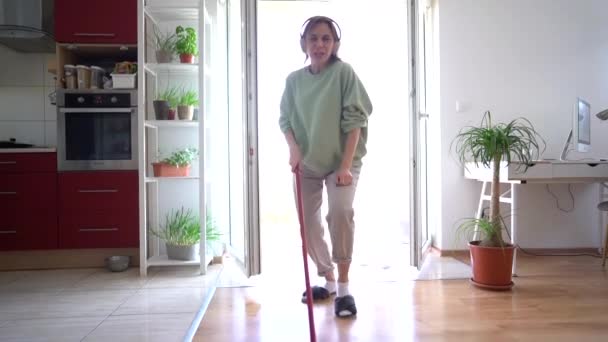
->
xmin=153 ymin=26 xmax=177 ymax=63
xmin=153 ymin=86 xmax=178 ymax=120
xmin=177 ymin=88 xmax=198 ymax=120
xmin=451 ymin=110 xmax=545 ymax=290
xmin=152 ymin=147 xmax=198 ymax=177
xmin=151 ymin=207 xmax=199 ymax=261
xmin=150 ymin=207 xmax=222 ymax=261
xmin=175 ymin=26 xmax=198 ymax=63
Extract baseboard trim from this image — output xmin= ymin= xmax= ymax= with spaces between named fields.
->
xmin=431 ymin=247 xmax=468 ymax=259
xmin=0 ymin=248 xmax=139 ymax=271
xmin=432 ymin=246 xmax=600 ymax=258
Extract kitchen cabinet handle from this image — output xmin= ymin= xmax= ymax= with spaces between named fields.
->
xmin=74 ymin=33 xmax=116 ymax=37
xmin=79 ymin=228 xmax=119 ymax=232
xmin=0 ymin=192 xmax=17 ymax=195
xmin=0 ymin=230 xmax=17 ymax=234
xmin=60 ymin=108 xmax=133 ymax=113
xmin=78 ymin=189 xmax=118 ymax=193
xmin=0 ymin=161 xmax=16 ymax=165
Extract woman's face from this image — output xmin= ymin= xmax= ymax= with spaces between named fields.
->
xmin=304 ymin=22 xmax=336 ymax=67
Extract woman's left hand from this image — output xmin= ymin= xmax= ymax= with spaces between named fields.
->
xmin=336 ymin=167 xmax=353 ymax=186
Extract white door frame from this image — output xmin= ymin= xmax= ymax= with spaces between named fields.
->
xmin=408 ymin=0 xmax=432 ymax=269
xmin=244 ymin=0 xmax=261 ymax=277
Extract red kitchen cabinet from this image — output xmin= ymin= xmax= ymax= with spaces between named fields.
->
xmin=59 ymin=209 xmax=138 ymax=249
xmin=58 ymin=171 xmax=139 ymax=248
xmin=0 ymin=155 xmax=58 ymax=251
xmin=55 ymin=0 xmax=137 ymax=44
xmin=0 ymin=153 xmax=56 ymax=174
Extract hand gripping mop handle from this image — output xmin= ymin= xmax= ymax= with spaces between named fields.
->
xmin=294 ymin=166 xmax=317 ymax=342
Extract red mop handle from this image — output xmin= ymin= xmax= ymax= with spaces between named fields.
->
xmin=294 ymin=165 xmax=317 ymax=342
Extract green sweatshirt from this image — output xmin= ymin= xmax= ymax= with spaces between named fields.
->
xmin=279 ymin=60 xmax=373 ymax=174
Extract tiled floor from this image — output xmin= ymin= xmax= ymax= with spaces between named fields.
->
xmin=0 ymin=250 xmax=472 ymax=341
xmin=0 ymin=264 xmax=222 ymax=342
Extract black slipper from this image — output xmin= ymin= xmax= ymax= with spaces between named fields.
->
xmin=301 ymin=286 xmax=334 ymax=303
xmin=334 ymin=295 xmax=357 ymax=318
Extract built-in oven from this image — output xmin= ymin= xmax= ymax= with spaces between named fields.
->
xmin=57 ymin=89 xmax=138 ymax=171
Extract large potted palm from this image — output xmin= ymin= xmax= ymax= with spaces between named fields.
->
xmin=451 ymin=110 xmax=545 ymax=290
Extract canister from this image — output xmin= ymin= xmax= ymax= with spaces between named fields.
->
xmin=90 ymin=66 xmax=105 ymax=89
xmin=64 ymin=64 xmax=77 ymax=89
xmin=76 ymin=65 xmax=91 ymax=89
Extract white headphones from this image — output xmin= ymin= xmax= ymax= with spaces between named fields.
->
xmin=299 ymin=16 xmax=342 ymax=55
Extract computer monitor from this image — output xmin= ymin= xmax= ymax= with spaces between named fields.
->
xmin=574 ymin=98 xmax=591 ymax=152
xmin=560 ymin=97 xmax=591 ymax=160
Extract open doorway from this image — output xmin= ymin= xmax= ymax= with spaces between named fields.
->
xmin=257 ymin=0 xmax=412 ymax=285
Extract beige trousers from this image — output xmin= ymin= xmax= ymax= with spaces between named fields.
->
xmin=294 ymin=163 xmax=361 ymax=277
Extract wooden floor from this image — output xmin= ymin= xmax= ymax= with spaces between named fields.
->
xmin=194 ymin=254 xmax=608 ymax=341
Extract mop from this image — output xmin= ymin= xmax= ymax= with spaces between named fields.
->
xmin=294 ymin=166 xmax=317 ymax=342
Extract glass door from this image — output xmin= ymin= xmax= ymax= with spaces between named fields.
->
xmin=409 ymin=0 xmax=432 ymax=269
xmin=203 ymin=0 xmax=260 ymax=276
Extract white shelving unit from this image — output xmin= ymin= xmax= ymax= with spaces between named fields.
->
xmin=137 ymin=0 xmax=209 ymax=276
xmin=143 ymin=63 xmax=203 ymax=77
xmin=145 ymin=120 xmax=199 ymax=128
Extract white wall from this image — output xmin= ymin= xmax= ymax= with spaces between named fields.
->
xmin=0 ymin=45 xmax=56 ymax=147
xmin=434 ymin=0 xmax=608 ymax=250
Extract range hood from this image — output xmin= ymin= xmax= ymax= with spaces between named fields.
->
xmin=0 ymin=0 xmax=55 ymax=53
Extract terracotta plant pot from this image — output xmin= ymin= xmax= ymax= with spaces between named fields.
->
xmin=152 ymin=162 xmax=191 ymax=177
xmin=177 ymin=105 xmax=193 ymax=120
xmin=469 ymin=241 xmax=515 ymax=290
xmin=179 ymin=54 xmax=194 ymax=63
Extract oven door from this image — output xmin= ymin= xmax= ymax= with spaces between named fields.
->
xmin=58 ymin=108 xmax=138 ymax=171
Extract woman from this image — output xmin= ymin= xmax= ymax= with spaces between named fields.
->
xmin=279 ymin=15 xmax=373 ymax=318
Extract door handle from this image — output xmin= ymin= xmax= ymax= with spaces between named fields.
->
xmin=79 ymin=228 xmax=119 ymax=232
xmin=74 ymin=33 xmax=116 ymax=37
xmin=0 ymin=192 xmax=17 ymax=195
xmin=0 ymin=230 xmax=17 ymax=234
xmin=0 ymin=161 xmax=16 ymax=165
xmin=78 ymin=189 xmax=118 ymax=193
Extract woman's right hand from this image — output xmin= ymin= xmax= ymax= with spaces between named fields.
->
xmin=289 ymin=145 xmax=302 ymax=172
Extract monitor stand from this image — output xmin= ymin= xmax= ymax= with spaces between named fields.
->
xmin=559 ymin=129 xmax=573 ymax=161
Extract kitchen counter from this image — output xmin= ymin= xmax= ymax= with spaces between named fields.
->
xmin=0 ymin=147 xmax=56 ymax=153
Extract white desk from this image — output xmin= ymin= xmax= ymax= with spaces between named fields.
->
xmin=464 ymin=160 xmax=608 ymax=274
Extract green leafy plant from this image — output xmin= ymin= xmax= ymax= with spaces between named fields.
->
xmin=179 ymin=88 xmax=198 ymax=106
xmin=451 ymin=110 xmax=545 ymax=247
xmin=175 ymin=26 xmax=198 ymax=56
xmin=153 ymin=26 xmax=177 ymax=52
xmin=151 ymin=207 xmax=200 ymax=246
xmin=150 ymin=207 xmax=222 ymax=247
xmin=157 ymin=86 xmax=179 ymax=108
xmin=160 ymin=147 xmax=198 ymax=167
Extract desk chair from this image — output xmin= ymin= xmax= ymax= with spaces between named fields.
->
xmin=597 ymin=201 xmax=608 ymax=267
